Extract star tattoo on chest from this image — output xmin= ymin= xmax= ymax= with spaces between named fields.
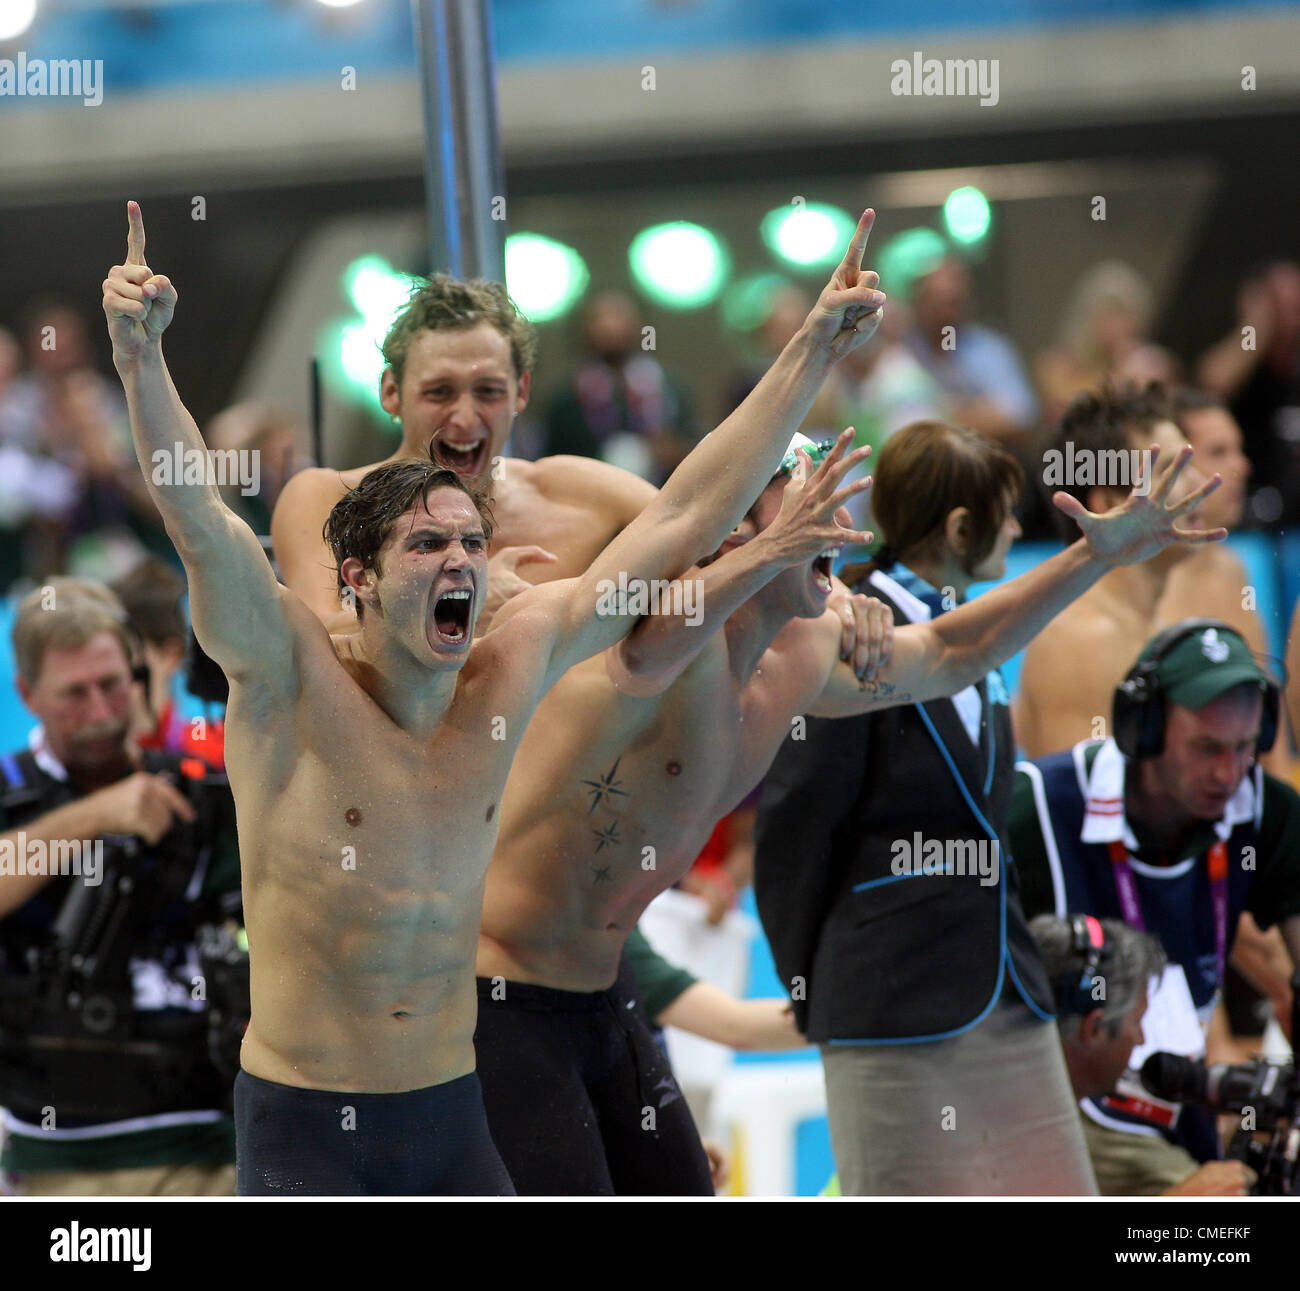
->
xmin=581 ymin=757 xmax=629 ymax=815
xmin=592 ymin=819 xmax=622 ymax=853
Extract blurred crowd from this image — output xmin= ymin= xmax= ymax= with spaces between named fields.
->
xmin=0 ymin=303 xmax=312 ymax=598
xmin=534 ymin=251 xmax=1300 ymax=543
xmin=3 ymin=253 xmax=1298 ymax=599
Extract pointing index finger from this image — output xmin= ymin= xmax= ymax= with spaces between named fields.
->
xmin=840 ymin=209 xmax=876 ymax=274
xmin=126 ymin=200 xmax=146 ymax=266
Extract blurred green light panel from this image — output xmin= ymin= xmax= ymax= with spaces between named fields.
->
xmin=877 ymin=227 xmax=948 ymax=300
xmin=505 ymin=233 xmax=589 ymax=322
xmin=629 ymin=222 xmax=729 ymax=309
xmin=721 ymin=273 xmax=791 ymax=333
xmin=323 ymin=255 xmax=423 ymax=421
xmin=760 ymin=203 xmax=855 ymax=269
xmin=345 ymin=255 xmax=420 ymax=325
xmin=318 ymin=318 xmax=381 ymax=420
xmin=943 ymin=187 xmax=992 ymax=244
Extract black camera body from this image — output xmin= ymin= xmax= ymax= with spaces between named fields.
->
xmin=0 ymin=757 xmax=248 ymax=1121
xmin=1141 ymin=1051 xmax=1300 ymax=1195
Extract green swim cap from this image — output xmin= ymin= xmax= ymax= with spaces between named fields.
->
xmin=776 ymin=432 xmax=835 ymax=478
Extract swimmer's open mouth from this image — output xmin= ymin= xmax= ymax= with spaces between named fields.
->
xmin=811 ymin=546 xmax=839 ymax=594
xmin=433 ymin=588 xmax=472 ymax=644
xmin=432 ymin=438 xmax=488 ymax=477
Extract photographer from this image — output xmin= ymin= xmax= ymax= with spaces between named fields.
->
xmin=1030 ymin=913 xmax=1256 ymax=1196
xmin=0 ymin=578 xmax=242 ymax=1195
xmin=1011 ymin=620 xmax=1300 ymax=1194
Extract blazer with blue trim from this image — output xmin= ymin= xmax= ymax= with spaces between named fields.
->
xmin=753 ymin=572 xmax=1055 ymax=1043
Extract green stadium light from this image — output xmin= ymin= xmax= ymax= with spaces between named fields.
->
xmin=760 ymin=203 xmax=856 ymax=270
xmin=629 ymin=222 xmax=729 ymax=309
xmin=876 ymin=227 xmax=949 ymax=300
xmin=505 ymin=233 xmax=589 ymax=323
xmin=321 ymin=255 xmax=424 ymax=422
xmin=345 ymin=254 xmax=420 ymax=324
xmin=943 ymin=186 xmax=992 ymax=245
xmin=720 ymin=273 xmax=792 ymax=333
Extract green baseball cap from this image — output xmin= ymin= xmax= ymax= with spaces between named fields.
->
xmin=1149 ymin=624 xmax=1272 ymax=709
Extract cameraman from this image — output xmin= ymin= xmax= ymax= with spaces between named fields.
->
xmin=1011 ymin=620 xmax=1300 ymax=1194
xmin=1030 ymin=913 xmax=1256 ymax=1195
xmin=0 ymin=578 xmax=242 ymax=1195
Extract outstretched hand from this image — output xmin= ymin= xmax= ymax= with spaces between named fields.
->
xmin=102 ymin=201 xmax=178 ymax=365
xmin=804 ymin=209 xmax=887 ymax=358
xmin=1052 ymin=443 xmax=1227 ymax=566
xmin=764 ymin=426 xmax=873 ymax=566
xmin=476 ymin=545 xmax=558 ymax=636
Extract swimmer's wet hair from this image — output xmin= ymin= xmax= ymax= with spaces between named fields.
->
xmin=382 ymin=274 xmax=538 ymax=387
xmin=324 ymin=456 xmax=495 ymax=620
xmin=1049 ymin=381 xmax=1174 ymax=541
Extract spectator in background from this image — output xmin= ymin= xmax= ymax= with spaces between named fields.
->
xmin=3 ymin=301 xmax=166 ymax=583
xmin=836 ymin=298 xmax=947 ymax=456
xmin=1286 ymin=596 xmax=1300 ymax=775
xmin=0 ymin=328 xmax=80 ymax=593
xmin=111 ymin=559 xmax=225 ymax=768
xmin=720 ymin=284 xmax=844 ymax=437
xmin=1198 ymin=259 xmax=1300 ymax=524
xmin=1156 ymin=388 xmax=1289 ymax=779
xmin=544 ymin=290 xmax=695 ymax=484
xmin=0 ymin=327 xmax=29 ymax=448
xmin=1014 ymin=385 xmax=1206 ymax=759
xmin=903 ymin=256 xmax=1039 ymax=446
xmin=753 ymin=422 xmax=1102 ymax=1196
xmin=1011 ymin=631 xmax=1300 ymax=1193
xmin=833 ymin=299 xmax=948 ymax=548
xmin=1028 ymin=915 xmax=1255 ymax=1196
xmin=0 ymin=579 xmax=242 ymax=1196
xmin=1035 ymin=261 xmax=1180 ymax=431
xmin=46 ymin=366 xmax=168 ymax=578
xmin=205 ymin=400 xmax=313 ymax=538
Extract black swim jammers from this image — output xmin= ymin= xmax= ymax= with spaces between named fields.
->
xmin=234 ymin=1068 xmax=515 ymax=1196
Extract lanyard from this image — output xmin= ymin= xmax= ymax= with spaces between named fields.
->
xmin=1107 ymin=837 xmax=1230 ymax=985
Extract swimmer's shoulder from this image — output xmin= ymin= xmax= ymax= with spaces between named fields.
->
xmin=272 ymin=464 xmax=353 ymax=524
xmin=519 ymin=455 xmax=658 ymax=524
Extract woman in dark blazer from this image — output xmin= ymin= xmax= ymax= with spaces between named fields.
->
xmin=754 ymin=420 xmax=1097 ymax=1195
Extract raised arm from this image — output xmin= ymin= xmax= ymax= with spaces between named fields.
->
xmin=104 ymin=202 xmax=297 ymax=687
xmin=608 ymin=432 xmax=872 ymax=695
xmin=808 ymin=443 xmax=1227 ymax=718
xmin=538 ymin=210 xmax=887 ymax=683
